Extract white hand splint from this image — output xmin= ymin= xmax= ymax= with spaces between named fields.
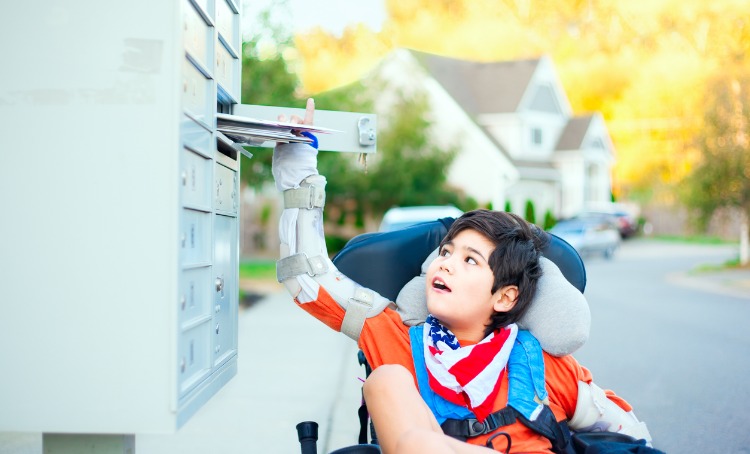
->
xmin=273 ymin=142 xmax=394 ymax=342
xmin=569 ymin=381 xmax=652 ymax=445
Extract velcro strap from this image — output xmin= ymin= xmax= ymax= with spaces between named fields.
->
xmin=340 ymin=288 xmax=375 ymax=341
xmin=276 ymin=253 xmax=329 ymax=282
xmin=283 ymin=186 xmax=325 ymax=209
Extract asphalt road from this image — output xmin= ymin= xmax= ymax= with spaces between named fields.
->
xmin=572 ymin=239 xmax=750 ymax=453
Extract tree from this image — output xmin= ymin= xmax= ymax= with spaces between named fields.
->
xmin=681 ymin=69 xmax=750 ymax=265
xmin=239 ymin=2 xmax=471 ymax=235
xmin=240 ymin=1 xmax=302 ymax=189
xmin=364 ymin=91 xmax=462 ymax=217
xmin=316 ymin=87 xmax=467 ymax=230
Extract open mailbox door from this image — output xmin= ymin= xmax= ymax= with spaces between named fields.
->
xmin=225 ymin=104 xmax=377 ymax=155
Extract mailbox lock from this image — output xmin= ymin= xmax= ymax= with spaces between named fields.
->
xmin=215 ymin=323 xmax=220 ymax=334
xmin=358 ymin=117 xmax=376 ymax=146
xmin=180 ymin=296 xmax=186 ymax=311
xmin=180 ymin=357 xmax=186 ymax=373
xmin=215 ymin=277 xmax=224 ymax=292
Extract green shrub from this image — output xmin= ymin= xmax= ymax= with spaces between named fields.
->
xmin=543 ymin=210 xmax=556 ymax=230
xmin=524 ymin=200 xmax=536 ymax=225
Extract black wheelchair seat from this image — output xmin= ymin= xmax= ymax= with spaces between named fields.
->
xmin=301 ymin=216 xmax=587 ymax=453
xmin=332 ymin=217 xmax=586 ymax=300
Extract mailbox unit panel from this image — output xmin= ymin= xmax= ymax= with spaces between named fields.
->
xmin=0 ymin=0 xmax=241 ymax=433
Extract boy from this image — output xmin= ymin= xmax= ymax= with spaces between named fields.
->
xmin=272 ymin=100 xmax=651 ymax=453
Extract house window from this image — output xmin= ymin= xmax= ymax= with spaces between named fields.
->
xmin=531 ymin=128 xmax=543 ymax=146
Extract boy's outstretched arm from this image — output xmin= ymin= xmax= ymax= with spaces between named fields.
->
xmin=272 ymin=99 xmax=394 ymax=341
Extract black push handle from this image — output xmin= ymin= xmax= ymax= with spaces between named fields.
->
xmin=297 ymin=421 xmax=319 ymax=454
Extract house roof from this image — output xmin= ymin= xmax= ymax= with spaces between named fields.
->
xmin=556 ymin=115 xmax=594 ymax=151
xmin=414 ymin=52 xmax=540 ymax=114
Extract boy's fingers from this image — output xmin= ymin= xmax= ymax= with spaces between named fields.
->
xmin=278 ymin=114 xmax=287 ymax=122
xmin=289 ymin=114 xmax=302 ymax=124
xmin=303 ymin=98 xmax=315 ymax=125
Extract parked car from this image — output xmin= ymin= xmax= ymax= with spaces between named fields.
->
xmin=573 ymin=205 xmax=638 ymax=239
xmin=379 ymin=205 xmax=464 ymax=232
xmin=549 ymin=218 xmax=621 ymax=259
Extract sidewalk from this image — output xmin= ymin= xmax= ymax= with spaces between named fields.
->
xmin=0 ymin=287 xmax=366 ymax=454
xmin=667 ymin=267 xmax=750 ymax=300
xmin=137 ymin=286 xmax=366 ymax=454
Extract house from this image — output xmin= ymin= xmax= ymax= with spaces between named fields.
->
xmin=367 ymin=49 xmax=615 ymax=223
xmin=366 ymin=49 xmax=520 ymax=211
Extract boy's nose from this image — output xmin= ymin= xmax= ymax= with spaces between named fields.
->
xmin=439 ymin=259 xmax=453 ymax=273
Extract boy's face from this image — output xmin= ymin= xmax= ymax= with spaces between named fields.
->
xmin=425 ymin=229 xmax=517 ymax=341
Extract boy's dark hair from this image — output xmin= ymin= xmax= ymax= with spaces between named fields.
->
xmin=440 ymin=209 xmax=548 ymax=336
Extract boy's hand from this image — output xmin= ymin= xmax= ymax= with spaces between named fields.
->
xmin=278 ymin=97 xmax=315 ymax=130
xmin=272 ymin=98 xmax=319 ymax=191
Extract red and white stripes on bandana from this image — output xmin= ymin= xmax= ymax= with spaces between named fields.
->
xmin=423 ymin=315 xmax=518 ymax=423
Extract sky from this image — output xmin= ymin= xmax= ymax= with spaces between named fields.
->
xmin=242 ymin=0 xmax=387 ymax=37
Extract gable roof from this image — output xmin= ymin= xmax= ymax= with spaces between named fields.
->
xmin=556 ymin=115 xmax=594 ymax=150
xmin=414 ymin=52 xmax=540 ymax=115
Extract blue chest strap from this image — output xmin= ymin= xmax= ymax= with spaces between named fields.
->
xmin=409 ymin=326 xmax=570 ymax=451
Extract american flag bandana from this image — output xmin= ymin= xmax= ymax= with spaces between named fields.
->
xmin=423 ymin=315 xmax=518 ymax=423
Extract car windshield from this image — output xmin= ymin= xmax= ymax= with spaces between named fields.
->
xmin=552 ymin=224 xmax=586 ymax=234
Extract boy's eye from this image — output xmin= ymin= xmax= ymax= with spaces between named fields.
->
xmin=465 ymin=257 xmax=477 ymax=265
xmin=439 ymin=248 xmax=451 ymax=257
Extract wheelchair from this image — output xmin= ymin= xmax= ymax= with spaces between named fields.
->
xmin=296 ymin=217 xmax=587 ymax=454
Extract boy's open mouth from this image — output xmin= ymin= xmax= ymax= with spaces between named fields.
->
xmin=432 ymin=277 xmax=451 ymax=292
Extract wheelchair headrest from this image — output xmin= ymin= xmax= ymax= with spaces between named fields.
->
xmin=332 ymin=217 xmax=586 ymax=302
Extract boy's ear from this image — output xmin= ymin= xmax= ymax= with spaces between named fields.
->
xmin=493 ymin=285 xmax=519 ymax=313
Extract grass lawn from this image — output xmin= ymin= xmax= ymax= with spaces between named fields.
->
xmin=239 ymin=259 xmax=277 ymax=280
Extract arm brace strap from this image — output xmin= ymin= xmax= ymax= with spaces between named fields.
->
xmin=276 ymin=252 xmax=385 ymax=342
xmin=283 ymin=185 xmax=325 ymax=209
xmin=276 ymin=253 xmax=329 ymax=281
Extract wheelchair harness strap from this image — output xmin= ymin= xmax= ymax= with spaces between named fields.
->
xmin=409 ymin=325 xmax=572 ymax=453
xmin=441 ymin=405 xmax=571 ymax=454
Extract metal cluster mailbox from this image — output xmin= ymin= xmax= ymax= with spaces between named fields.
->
xmin=0 ymin=0 xmax=375 ymax=445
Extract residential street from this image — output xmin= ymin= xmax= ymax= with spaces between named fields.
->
xmin=573 ymin=239 xmax=750 ymax=453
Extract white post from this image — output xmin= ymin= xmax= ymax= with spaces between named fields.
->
xmin=740 ymin=212 xmax=749 ymax=266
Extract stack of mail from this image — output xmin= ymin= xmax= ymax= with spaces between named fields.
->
xmin=216 ymin=113 xmax=340 ymax=146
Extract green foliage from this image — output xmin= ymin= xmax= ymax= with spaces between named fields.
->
xmin=313 ymin=86 xmax=465 ymax=223
xmin=524 ymin=200 xmax=536 ymax=225
xmin=364 ymin=90 xmax=460 ymax=217
xmin=680 ymin=69 xmax=750 ymax=231
xmin=543 ymin=210 xmax=556 ymax=230
xmin=457 ymin=197 xmax=480 ymax=213
xmin=504 ymin=200 xmax=512 ymax=213
xmin=238 ymin=2 xmax=466 ymax=232
xmin=325 ymin=235 xmax=350 ymax=256
xmin=239 ymin=260 xmax=277 ymax=280
xmin=239 ymin=1 xmax=301 ymax=189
